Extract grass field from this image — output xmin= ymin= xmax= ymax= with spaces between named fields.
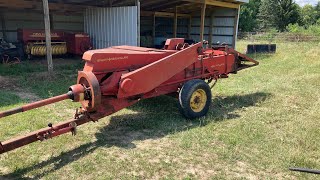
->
xmin=0 ymin=41 xmax=319 ymax=179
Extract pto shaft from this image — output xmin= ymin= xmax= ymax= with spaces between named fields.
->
xmin=0 ymin=92 xmax=73 ymax=119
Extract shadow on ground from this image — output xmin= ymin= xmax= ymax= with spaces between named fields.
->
xmin=3 ymin=92 xmax=271 ymax=179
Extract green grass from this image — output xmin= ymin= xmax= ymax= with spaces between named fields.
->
xmin=0 ymin=42 xmax=320 ymax=179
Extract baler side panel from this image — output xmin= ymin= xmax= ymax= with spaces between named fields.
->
xmin=203 ymin=54 xmax=236 ymax=74
xmin=117 ymin=42 xmax=202 ymax=98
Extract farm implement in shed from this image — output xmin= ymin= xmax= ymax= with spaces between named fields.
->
xmin=0 ymin=38 xmax=258 ymax=154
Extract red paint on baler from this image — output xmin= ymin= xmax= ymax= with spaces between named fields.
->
xmin=82 ymin=46 xmax=176 ymax=72
xmin=118 ymin=42 xmax=202 ymax=98
xmin=17 ymin=29 xmax=65 ymax=42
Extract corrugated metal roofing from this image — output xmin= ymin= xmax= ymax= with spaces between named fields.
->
xmin=84 ymin=6 xmax=138 ymax=49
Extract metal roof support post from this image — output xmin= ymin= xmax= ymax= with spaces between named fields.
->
xmin=42 ymin=0 xmax=53 ymax=74
xmin=200 ymin=2 xmax=206 ymax=42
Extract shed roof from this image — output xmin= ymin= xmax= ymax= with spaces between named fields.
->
xmin=0 ymin=0 xmax=247 ymax=14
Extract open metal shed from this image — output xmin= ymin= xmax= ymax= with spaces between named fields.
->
xmin=0 ymin=0 xmax=247 ymax=71
xmin=0 ymin=0 xmax=247 ymax=46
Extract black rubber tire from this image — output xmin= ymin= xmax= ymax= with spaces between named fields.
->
xmin=178 ymin=79 xmax=212 ymax=119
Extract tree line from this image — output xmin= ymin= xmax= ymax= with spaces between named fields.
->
xmin=239 ymin=0 xmax=320 ymax=33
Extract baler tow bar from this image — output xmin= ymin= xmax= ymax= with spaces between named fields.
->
xmin=0 ymin=38 xmax=258 ymax=154
xmin=0 ymin=83 xmax=103 ymax=154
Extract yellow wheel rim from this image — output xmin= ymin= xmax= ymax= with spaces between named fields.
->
xmin=190 ymin=89 xmax=207 ymax=113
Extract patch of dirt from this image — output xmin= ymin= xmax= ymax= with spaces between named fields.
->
xmin=0 ymin=166 xmax=10 ymax=175
xmin=0 ymin=76 xmax=18 ymax=90
xmin=0 ymin=75 xmax=40 ymax=102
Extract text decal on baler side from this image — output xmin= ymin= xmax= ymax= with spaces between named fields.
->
xmin=96 ymin=56 xmax=129 ymax=62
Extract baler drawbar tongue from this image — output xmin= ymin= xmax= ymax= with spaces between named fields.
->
xmin=0 ymin=84 xmax=93 ymax=154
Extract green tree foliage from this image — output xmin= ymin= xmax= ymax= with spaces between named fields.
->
xmin=315 ymin=2 xmax=320 ymax=20
xmin=239 ymin=0 xmax=320 ymax=32
xmin=258 ymin=0 xmax=279 ymax=30
xmin=300 ymin=4 xmax=318 ymax=27
xmin=287 ymin=23 xmax=320 ymax=36
xmin=239 ymin=0 xmax=261 ymax=32
xmin=286 ymin=2 xmax=320 ymax=36
xmin=258 ymin=0 xmax=300 ymax=31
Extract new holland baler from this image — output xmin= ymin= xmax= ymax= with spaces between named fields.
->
xmin=0 ymin=38 xmax=258 ymax=154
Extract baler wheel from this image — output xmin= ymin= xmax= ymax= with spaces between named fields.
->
xmin=178 ymin=79 xmax=212 ymax=119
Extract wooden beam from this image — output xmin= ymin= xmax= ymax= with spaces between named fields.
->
xmin=182 ymin=0 xmax=240 ymax=9
xmin=206 ymin=0 xmax=239 ymax=8
xmin=179 ymin=5 xmax=202 ymax=13
xmin=206 ymin=0 xmax=239 ymax=9
xmin=233 ymin=5 xmax=241 ymax=48
xmin=173 ymin=6 xmax=178 ymax=38
xmin=200 ymin=3 xmax=206 ymax=42
xmin=155 ymin=12 xmax=191 ymax=18
xmin=140 ymin=0 xmax=165 ymax=8
xmin=42 ymin=0 xmax=53 ymax=73
xmin=140 ymin=11 xmax=154 ymax=17
xmin=147 ymin=0 xmax=183 ymax=11
xmin=141 ymin=11 xmax=191 ymax=18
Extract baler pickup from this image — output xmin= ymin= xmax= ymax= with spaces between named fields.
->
xmin=0 ymin=38 xmax=258 ymax=155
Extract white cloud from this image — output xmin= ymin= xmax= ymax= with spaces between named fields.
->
xmin=295 ymin=0 xmax=318 ymax=6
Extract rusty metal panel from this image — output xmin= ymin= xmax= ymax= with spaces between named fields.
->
xmin=84 ymin=6 xmax=138 ymax=49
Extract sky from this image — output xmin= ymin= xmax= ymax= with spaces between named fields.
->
xmin=295 ymin=0 xmax=319 ymax=6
